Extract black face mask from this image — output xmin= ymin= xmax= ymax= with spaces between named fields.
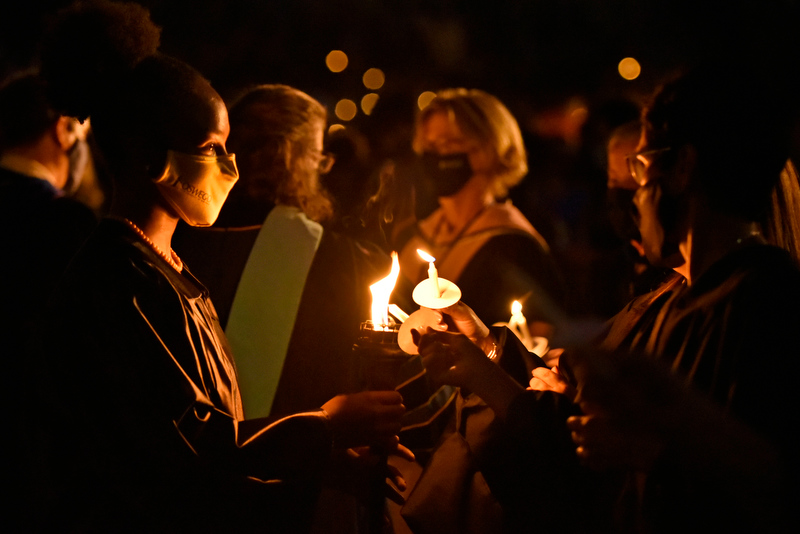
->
xmin=420 ymin=151 xmax=473 ymax=198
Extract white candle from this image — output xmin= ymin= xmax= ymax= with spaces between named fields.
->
xmin=417 ymin=249 xmax=441 ymax=298
xmin=510 ymin=300 xmax=533 ymax=350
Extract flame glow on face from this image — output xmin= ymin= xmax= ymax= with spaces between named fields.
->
xmin=417 ymin=249 xmax=435 ymax=263
xmin=370 ymin=252 xmax=400 ymax=328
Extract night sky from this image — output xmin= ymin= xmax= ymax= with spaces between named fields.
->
xmin=5 ymin=1 xmax=798 ymax=115
xmin=3 ymin=0 xmax=799 ymax=317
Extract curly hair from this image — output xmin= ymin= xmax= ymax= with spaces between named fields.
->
xmin=39 ymin=0 xmax=216 ymax=180
xmin=41 ymin=0 xmax=161 ymax=121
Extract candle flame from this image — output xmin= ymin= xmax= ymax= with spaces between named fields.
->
xmin=511 ymin=300 xmax=522 ymax=315
xmin=416 ymin=249 xmax=436 ymax=263
xmin=370 ymin=252 xmax=400 ymax=328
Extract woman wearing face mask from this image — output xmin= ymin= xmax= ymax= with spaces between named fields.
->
xmin=35 ymin=2 xmax=404 ymax=532
xmin=174 ymin=84 xmax=406 ymax=534
xmin=393 ymin=89 xmax=565 ymax=332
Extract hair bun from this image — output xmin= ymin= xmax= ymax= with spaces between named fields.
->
xmin=41 ymin=0 xmax=161 ymax=120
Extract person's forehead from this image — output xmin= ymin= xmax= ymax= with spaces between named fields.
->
xmin=166 ymin=93 xmax=228 ymax=146
xmin=422 ymin=111 xmax=468 ymax=143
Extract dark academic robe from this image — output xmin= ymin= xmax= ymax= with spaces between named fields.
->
xmin=0 ymin=167 xmax=97 ymax=532
xmin=173 ymin=213 xmax=392 ymax=416
xmin=622 ymin=244 xmax=800 ymax=533
xmin=400 ymin=327 xmax=594 ymax=534
xmin=39 ymin=219 xmax=333 ymax=533
xmin=173 ymin=210 xmax=393 ymax=534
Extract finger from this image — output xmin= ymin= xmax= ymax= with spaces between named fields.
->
xmin=386 ymin=463 xmax=407 ymax=492
xmin=566 ymin=415 xmax=587 ymax=431
xmin=385 ymin=482 xmax=406 ymax=505
xmin=529 ymin=377 xmax=545 ymax=390
xmin=411 ymin=328 xmax=421 ymax=346
xmin=418 ymin=328 xmax=461 ymax=347
xmin=365 ymin=390 xmax=404 ymax=405
xmin=392 ymin=442 xmax=415 ymax=462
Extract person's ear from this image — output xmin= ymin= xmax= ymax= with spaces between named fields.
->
xmin=54 ymin=116 xmax=78 ymax=151
xmin=136 ymin=140 xmax=167 ymax=180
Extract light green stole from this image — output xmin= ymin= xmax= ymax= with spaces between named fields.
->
xmin=225 ymin=205 xmax=323 ymax=418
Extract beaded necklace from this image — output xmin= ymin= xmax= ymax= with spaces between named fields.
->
xmin=119 ymin=218 xmax=184 ymax=272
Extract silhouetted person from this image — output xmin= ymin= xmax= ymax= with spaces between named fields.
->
xmin=0 ymin=71 xmax=97 ymax=532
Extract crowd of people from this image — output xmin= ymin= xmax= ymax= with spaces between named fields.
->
xmin=2 ymin=1 xmax=799 ymax=533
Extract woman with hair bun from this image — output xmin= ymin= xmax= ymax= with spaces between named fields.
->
xmin=37 ymin=2 xmax=405 ymax=532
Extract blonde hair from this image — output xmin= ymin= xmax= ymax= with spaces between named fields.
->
xmin=412 ymin=88 xmax=527 ymax=198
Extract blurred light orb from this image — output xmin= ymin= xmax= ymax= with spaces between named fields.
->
xmin=328 ymin=124 xmax=346 ymax=134
xmin=417 ymin=91 xmax=437 ymax=110
xmin=361 ymin=93 xmax=379 ymax=115
xmin=326 ymin=50 xmax=349 ymax=73
xmin=618 ymin=57 xmax=641 ymax=80
xmin=571 ymin=106 xmax=588 ymax=121
xmin=362 ymin=68 xmax=385 ymax=90
xmin=335 ymin=99 xmax=358 ymax=121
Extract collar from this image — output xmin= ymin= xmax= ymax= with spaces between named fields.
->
xmin=0 ymin=153 xmax=60 ymax=189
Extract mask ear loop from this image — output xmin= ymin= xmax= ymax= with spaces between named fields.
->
xmin=150 ymin=150 xmax=175 ymax=184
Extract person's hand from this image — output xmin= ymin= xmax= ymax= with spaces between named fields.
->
xmin=417 ymin=329 xmax=492 ymax=390
xmin=437 ymin=301 xmax=492 ymax=348
xmin=347 ymin=443 xmax=416 ymax=505
xmin=566 ymin=408 xmax=664 ymax=472
xmin=322 ymin=391 xmax=405 ymax=449
xmin=418 ymin=328 xmax=524 ymax=419
xmin=529 ymin=366 xmax=577 ymax=402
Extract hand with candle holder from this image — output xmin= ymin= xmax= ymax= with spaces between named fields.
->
xmin=321 ymin=390 xmax=406 ymax=450
xmin=412 ymin=301 xmax=532 ymax=420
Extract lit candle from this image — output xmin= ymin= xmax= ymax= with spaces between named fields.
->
xmin=416 ymin=249 xmax=440 ymax=298
xmin=510 ymin=300 xmax=533 ymax=350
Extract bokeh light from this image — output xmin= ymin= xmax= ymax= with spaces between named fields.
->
xmin=362 ymin=68 xmax=385 ymax=90
xmin=618 ymin=57 xmax=641 ymax=80
xmin=417 ymin=91 xmax=437 ymax=110
xmin=328 ymin=124 xmax=345 ymax=135
xmin=335 ymin=99 xmax=357 ymax=121
xmin=361 ymin=93 xmax=379 ymax=115
xmin=326 ymin=50 xmax=348 ymax=73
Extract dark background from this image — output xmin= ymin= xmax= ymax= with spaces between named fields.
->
xmin=3 ymin=0 xmax=799 ymax=317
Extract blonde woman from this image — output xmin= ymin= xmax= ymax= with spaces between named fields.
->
xmin=393 ymin=88 xmax=564 ymax=331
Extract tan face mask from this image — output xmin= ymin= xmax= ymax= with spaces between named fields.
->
xmin=154 ymin=150 xmax=239 ymax=227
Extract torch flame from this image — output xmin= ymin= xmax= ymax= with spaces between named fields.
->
xmin=370 ymin=252 xmax=400 ymax=329
xmin=416 ymin=249 xmax=435 ymax=263
xmin=511 ymin=300 xmax=522 ymax=315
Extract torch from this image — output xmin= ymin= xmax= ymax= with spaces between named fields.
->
xmin=352 ymin=252 xmax=411 ymax=532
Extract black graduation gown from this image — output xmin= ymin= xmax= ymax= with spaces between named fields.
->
xmin=39 ymin=219 xmax=333 ymax=533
